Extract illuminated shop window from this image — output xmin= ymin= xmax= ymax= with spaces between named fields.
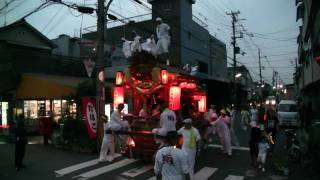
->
xmin=53 ymin=100 xmax=61 ymax=121
xmin=24 ymin=100 xmax=38 ymax=119
xmin=1 ymin=102 xmax=9 ymax=128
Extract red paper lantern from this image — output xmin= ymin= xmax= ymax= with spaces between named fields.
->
xmin=186 ymin=83 xmax=196 ymax=89
xmin=113 ymin=87 xmax=124 ymax=109
xmin=198 ymin=96 xmax=207 ymax=112
xmin=116 ymin=71 xmax=124 ymax=85
xmin=193 ymin=95 xmax=202 ymax=101
xmin=161 ymin=69 xmax=169 ymax=84
xmin=179 ymin=82 xmax=188 ymax=88
xmin=169 ymin=86 xmax=181 ymax=110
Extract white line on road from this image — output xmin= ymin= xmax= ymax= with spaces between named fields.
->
xmin=148 ymin=167 xmax=218 ymax=180
xmin=55 ymin=154 xmax=121 ymax=177
xmin=73 ymin=158 xmax=138 ymax=179
xmin=208 ymin=144 xmax=250 ymax=151
xmin=121 ymin=165 xmax=153 ymax=177
xmin=147 ymin=176 xmax=156 ymax=180
xmin=194 ymin=167 xmax=218 ymax=180
xmin=224 ymin=175 xmax=245 ymax=180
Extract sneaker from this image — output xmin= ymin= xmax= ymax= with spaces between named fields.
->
xmin=262 ymin=168 xmax=266 ymax=172
xmin=258 ymin=164 xmax=262 ymax=169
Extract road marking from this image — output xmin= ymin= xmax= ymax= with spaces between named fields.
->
xmin=55 ymin=154 xmax=121 ymax=177
xmin=208 ymin=144 xmax=250 ymax=151
xmin=148 ymin=167 xmax=218 ymax=180
xmin=194 ymin=167 xmax=218 ymax=180
xmin=147 ymin=176 xmax=156 ymax=180
xmin=121 ymin=165 xmax=153 ymax=177
xmin=225 ymin=175 xmax=244 ymax=180
xmin=73 ymin=158 xmax=138 ymax=179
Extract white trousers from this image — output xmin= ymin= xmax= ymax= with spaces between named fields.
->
xmin=99 ymin=137 xmax=115 ymax=162
xmin=182 ymin=147 xmax=196 ymax=180
xmin=257 ymin=152 xmax=267 ymax=164
xmin=157 ymin=38 xmax=170 ymax=54
xmin=217 ymin=129 xmax=232 ymax=155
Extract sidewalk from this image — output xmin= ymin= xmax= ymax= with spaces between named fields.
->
xmin=0 ymin=142 xmax=97 ymax=180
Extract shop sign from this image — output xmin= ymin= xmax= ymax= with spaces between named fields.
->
xmin=82 ymin=97 xmax=97 ymax=139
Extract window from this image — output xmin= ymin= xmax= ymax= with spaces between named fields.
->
xmin=197 ymin=61 xmax=208 ymax=74
xmin=278 ymin=104 xmax=297 ymax=112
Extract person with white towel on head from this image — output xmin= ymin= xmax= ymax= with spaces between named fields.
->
xmin=178 ymin=118 xmax=201 ymax=180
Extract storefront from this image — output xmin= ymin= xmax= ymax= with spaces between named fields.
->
xmin=23 ymin=99 xmax=77 ymax=121
xmin=12 ymin=73 xmax=88 ymax=132
xmin=0 ymin=102 xmax=9 ymax=128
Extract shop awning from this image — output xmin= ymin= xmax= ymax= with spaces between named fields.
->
xmin=16 ymin=73 xmax=89 ymax=99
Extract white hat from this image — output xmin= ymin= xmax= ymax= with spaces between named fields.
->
xmin=183 ymin=118 xmax=192 ymax=124
xmin=156 ymin=17 xmax=162 ymax=22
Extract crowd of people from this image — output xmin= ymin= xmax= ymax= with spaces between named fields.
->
xmin=97 ymin=102 xmax=279 ymax=179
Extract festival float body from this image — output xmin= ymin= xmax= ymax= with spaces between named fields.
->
xmin=111 ymin=34 xmax=207 ymax=160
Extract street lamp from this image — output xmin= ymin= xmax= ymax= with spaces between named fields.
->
xmin=235 ymin=73 xmax=242 ymax=78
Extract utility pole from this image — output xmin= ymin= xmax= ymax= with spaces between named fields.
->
xmin=4 ymin=1 xmax=7 ymax=26
xmin=258 ymin=48 xmax=262 ymax=86
xmin=96 ymin=0 xmax=106 ymax=148
xmin=96 ymin=0 xmax=115 ymax=149
xmin=226 ymin=11 xmax=241 ymax=107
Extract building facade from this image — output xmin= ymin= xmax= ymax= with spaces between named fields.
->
xmin=0 ymin=20 xmax=88 ymax=134
xmin=296 ymin=0 xmax=320 ymax=130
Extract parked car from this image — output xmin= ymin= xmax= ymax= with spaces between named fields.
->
xmin=277 ymin=100 xmax=298 ymax=127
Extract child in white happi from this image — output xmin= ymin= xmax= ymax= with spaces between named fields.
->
xmin=257 ymin=133 xmax=270 ymax=172
xmin=178 ymin=118 xmax=201 ymax=180
xmin=99 ymin=115 xmax=115 ymax=162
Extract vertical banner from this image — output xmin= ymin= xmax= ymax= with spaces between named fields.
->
xmin=82 ymin=97 xmax=97 ymax=139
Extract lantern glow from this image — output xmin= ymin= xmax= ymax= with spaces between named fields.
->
xmin=113 ymin=87 xmax=124 ymax=109
xmin=198 ymin=96 xmax=207 ymax=112
xmin=186 ymin=83 xmax=196 ymax=89
xmin=179 ymin=82 xmax=188 ymax=88
xmin=116 ymin=71 xmax=124 ymax=85
xmin=161 ymin=69 xmax=169 ymax=84
xmin=169 ymin=86 xmax=181 ymax=110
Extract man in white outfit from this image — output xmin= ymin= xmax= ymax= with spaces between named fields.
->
xmin=152 ymin=106 xmax=176 ymax=136
xmin=178 ymin=118 xmax=201 ymax=180
xmin=99 ymin=115 xmax=115 ymax=162
xmin=156 ymin=17 xmax=171 ymax=54
xmin=250 ymin=105 xmax=259 ymax=127
xmin=211 ymin=110 xmax=232 ymax=157
xmin=230 ymin=107 xmax=240 ymax=147
xmin=203 ymin=105 xmax=218 ymax=149
xmin=154 ymin=131 xmax=190 ymax=180
xmin=109 ymin=103 xmax=130 ymax=131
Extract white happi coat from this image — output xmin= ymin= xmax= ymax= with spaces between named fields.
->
xmin=153 ymin=108 xmax=176 ymax=136
xmin=154 ymin=146 xmax=189 ymax=180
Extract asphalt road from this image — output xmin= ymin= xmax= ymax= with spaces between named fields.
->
xmin=0 ymin=113 xmax=319 ymax=180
